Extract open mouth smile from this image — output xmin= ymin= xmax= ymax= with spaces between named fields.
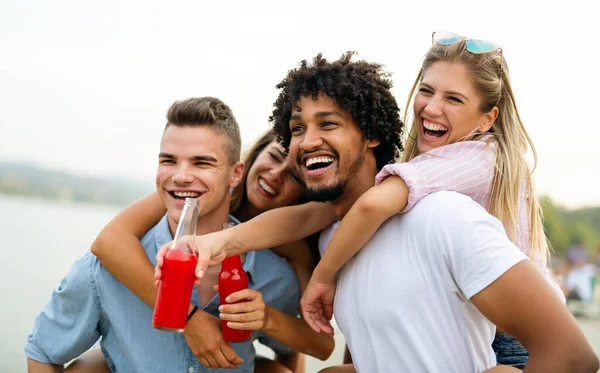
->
xmin=302 ymin=156 xmax=336 ymax=177
xmin=422 ymin=119 xmax=449 ymax=140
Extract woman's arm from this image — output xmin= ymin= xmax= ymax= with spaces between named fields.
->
xmin=90 ymin=192 xmax=166 ymax=307
xmin=271 ymin=240 xmax=316 ymax=295
xmin=184 ymin=202 xmax=337 ymax=280
xmin=219 ymin=289 xmax=335 ymax=361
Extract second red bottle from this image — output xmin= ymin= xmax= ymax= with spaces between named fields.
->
xmin=219 ymin=222 xmax=252 ymax=342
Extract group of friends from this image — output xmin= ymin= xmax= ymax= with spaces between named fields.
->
xmin=25 ymin=32 xmax=600 ymax=372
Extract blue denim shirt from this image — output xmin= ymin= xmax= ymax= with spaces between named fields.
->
xmin=25 ymin=215 xmax=300 ymax=373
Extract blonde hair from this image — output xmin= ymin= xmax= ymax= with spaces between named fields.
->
xmin=403 ymin=41 xmax=549 ymax=263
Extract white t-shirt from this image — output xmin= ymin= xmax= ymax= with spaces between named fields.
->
xmin=319 ymin=191 xmax=527 ymax=373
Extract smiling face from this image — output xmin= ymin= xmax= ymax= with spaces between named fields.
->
xmin=288 ymin=95 xmax=376 ymax=202
xmin=245 ymin=141 xmax=304 ymax=212
xmin=156 ymin=125 xmax=243 ymax=232
xmin=414 ymin=61 xmax=498 ymax=154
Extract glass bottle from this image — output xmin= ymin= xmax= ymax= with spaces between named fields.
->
xmin=219 ymin=222 xmax=252 ymax=342
xmin=153 ymin=198 xmax=198 ymax=332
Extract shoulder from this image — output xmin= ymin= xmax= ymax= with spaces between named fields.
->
xmin=407 ymin=191 xmax=505 ymax=241
xmin=410 ymin=191 xmax=489 ymax=221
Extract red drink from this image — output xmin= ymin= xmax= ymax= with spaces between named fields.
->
xmin=152 ymin=197 xmax=198 ymax=332
xmin=153 ymin=245 xmax=198 ymax=331
xmin=219 ymin=254 xmax=252 ymax=342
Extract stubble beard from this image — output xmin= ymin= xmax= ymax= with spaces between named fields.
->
xmin=302 ymin=149 xmax=365 ymax=203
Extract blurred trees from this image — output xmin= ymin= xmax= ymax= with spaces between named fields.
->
xmin=542 ymin=196 xmax=600 ymax=257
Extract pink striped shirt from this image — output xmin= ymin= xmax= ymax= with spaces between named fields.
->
xmin=375 ymin=139 xmax=564 ymax=301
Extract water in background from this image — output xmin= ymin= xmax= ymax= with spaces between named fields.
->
xmin=0 ymin=194 xmax=346 ymax=372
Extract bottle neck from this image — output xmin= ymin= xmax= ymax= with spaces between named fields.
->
xmin=222 ymin=255 xmax=243 ymax=270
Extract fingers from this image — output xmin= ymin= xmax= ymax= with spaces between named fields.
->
xmin=220 ymin=309 xmax=264 ymax=323
xmin=194 ymin=249 xmax=211 ymax=284
xmin=197 ymin=345 xmax=242 ymax=369
xmin=223 ymin=288 xmax=260 ymax=304
xmin=221 ymin=345 xmax=244 ymax=366
xmin=303 ymin=310 xmax=323 ymax=333
xmin=156 ymin=244 xmax=169 ymax=268
xmin=155 ymin=244 xmax=169 ymax=281
xmin=211 ymin=348 xmax=238 ymax=369
xmin=198 ymin=356 xmax=211 ymax=368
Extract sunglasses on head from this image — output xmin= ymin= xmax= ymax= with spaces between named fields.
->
xmin=432 ymin=31 xmax=501 ymax=54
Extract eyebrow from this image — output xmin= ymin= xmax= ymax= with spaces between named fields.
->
xmin=421 ymin=83 xmax=469 ymax=102
xmin=158 ymin=152 xmax=175 ymax=159
xmin=159 ymin=153 xmax=218 ymax=163
xmin=289 ymin=110 xmax=344 ymax=121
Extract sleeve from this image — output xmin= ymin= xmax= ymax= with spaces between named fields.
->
xmin=431 ymin=196 xmax=528 ymax=300
xmin=25 ymin=253 xmax=102 ymax=365
xmin=375 ymin=140 xmax=495 ymax=212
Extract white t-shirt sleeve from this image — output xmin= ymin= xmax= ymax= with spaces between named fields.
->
xmin=431 ymin=193 xmax=528 ymax=300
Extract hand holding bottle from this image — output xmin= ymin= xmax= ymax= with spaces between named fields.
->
xmin=215 ymin=285 xmax=267 ymax=331
xmin=155 ymin=229 xmax=233 ymax=285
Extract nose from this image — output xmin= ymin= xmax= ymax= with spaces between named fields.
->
xmin=269 ymin=163 xmax=287 ymax=183
xmin=299 ymin=126 xmax=323 ymax=152
xmin=172 ymin=164 xmax=194 ymax=185
xmin=423 ymin=95 xmax=443 ymax=117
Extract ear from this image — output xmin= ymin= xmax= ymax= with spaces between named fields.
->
xmin=366 ymin=138 xmax=381 ymax=149
xmin=479 ymin=106 xmax=499 ymax=133
xmin=229 ymin=161 xmax=245 ymax=188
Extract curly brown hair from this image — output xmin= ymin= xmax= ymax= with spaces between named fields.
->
xmin=269 ymin=51 xmax=404 ymax=169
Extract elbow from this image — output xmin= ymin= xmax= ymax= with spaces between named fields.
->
xmin=571 ymin=349 xmax=599 ymax=373
xmin=355 ymin=192 xmax=384 ymax=217
xmin=314 ymin=336 xmax=335 ymax=361
xmin=90 ymin=227 xmax=118 ymax=260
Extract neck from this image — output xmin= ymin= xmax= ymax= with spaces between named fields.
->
xmin=234 ymin=200 xmax=261 ymax=222
xmin=331 ymin=158 xmax=378 ymax=220
xmin=167 ymin=198 xmax=232 ymax=238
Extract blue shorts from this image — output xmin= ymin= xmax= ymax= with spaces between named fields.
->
xmin=492 ymin=333 xmax=529 ymax=369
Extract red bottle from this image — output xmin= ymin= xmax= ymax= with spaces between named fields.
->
xmin=153 ymin=198 xmax=198 ymax=332
xmin=219 ymin=222 xmax=252 ymax=342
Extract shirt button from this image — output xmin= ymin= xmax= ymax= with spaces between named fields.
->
xmin=188 ymin=368 xmax=194 ymax=373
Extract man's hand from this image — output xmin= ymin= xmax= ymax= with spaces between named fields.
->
xmin=155 ymin=231 xmax=232 ymax=286
xmin=217 ymin=286 xmax=267 ymax=331
xmin=300 ymin=276 xmax=336 ymax=336
xmin=183 ymin=310 xmax=243 ymax=369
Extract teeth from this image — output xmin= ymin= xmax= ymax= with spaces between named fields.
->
xmin=305 ymin=157 xmax=335 ymax=167
xmin=423 ymin=120 xmax=448 ymax=132
xmin=258 ymin=179 xmax=276 ymax=196
xmin=173 ymin=191 xmax=200 ymax=198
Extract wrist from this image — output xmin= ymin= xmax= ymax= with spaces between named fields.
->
xmin=224 ymin=228 xmax=242 ymax=256
xmin=312 ymin=262 xmax=337 ymax=284
xmin=261 ymin=305 xmax=275 ymax=333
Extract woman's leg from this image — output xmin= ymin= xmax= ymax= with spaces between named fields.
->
xmin=64 ymin=349 xmax=111 ymax=373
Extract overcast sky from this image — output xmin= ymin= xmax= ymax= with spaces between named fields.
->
xmin=1 ymin=0 xmax=597 ymax=208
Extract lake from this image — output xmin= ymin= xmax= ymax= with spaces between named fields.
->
xmin=0 ymin=194 xmax=346 ymax=372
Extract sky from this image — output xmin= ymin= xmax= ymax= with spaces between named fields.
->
xmin=1 ymin=0 xmax=598 ymax=208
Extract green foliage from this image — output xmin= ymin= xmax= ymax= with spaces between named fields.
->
xmin=542 ymin=196 xmax=600 ymax=257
